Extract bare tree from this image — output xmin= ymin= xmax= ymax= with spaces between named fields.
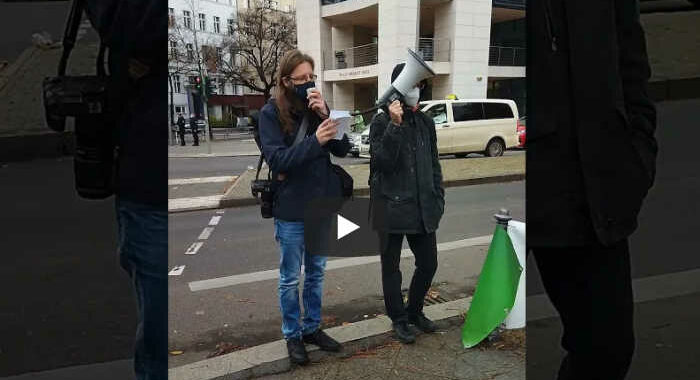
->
xmin=218 ymin=0 xmax=296 ymax=100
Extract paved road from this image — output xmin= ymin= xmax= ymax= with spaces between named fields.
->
xmin=167 ymin=181 xmax=525 ymax=367
xmin=0 ymin=1 xmax=70 ymax=63
xmin=526 ymin=99 xmax=700 ymax=379
xmin=0 ymin=157 xmax=135 ymax=377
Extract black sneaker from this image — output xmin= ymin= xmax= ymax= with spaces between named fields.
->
xmin=286 ymin=337 xmax=309 ymax=365
xmin=303 ymin=329 xmax=341 ymax=352
xmin=408 ymin=313 xmax=437 ymax=333
xmin=392 ymin=321 xmax=416 ymax=344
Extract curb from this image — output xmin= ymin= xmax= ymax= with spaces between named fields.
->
xmin=168 ymin=297 xmax=472 ymax=380
xmin=168 ymin=152 xmax=260 ymax=159
xmin=215 ymin=172 xmax=526 ymax=210
xmin=0 ymin=131 xmax=74 ymax=163
xmin=648 ymin=77 xmax=700 ymax=102
xmin=0 ymin=46 xmax=38 ymax=94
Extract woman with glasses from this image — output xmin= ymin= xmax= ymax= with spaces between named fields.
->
xmin=258 ymin=49 xmax=351 ymax=365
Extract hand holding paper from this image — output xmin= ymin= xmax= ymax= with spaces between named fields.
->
xmin=329 ymin=110 xmax=352 ymax=140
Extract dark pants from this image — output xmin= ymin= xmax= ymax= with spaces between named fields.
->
xmin=380 ymin=232 xmax=438 ymax=323
xmin=192 ymin=129 xmax=199 ymax=146
xmin=116 ymin=198 xmax=168 ymax=380
xmin=531 ymin=239 xmax=635 ymax=380
xmin=177 ymin=130 xmax=186 ymax=146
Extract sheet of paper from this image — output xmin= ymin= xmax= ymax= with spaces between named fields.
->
xmin=329 ymin=110 xmax=352 ymax=140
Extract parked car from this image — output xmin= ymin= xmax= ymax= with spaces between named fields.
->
xmin=421 ymin=98 xmax=520 ymax=157
xmin=517 ymin=116 xmax=526 ymax=148
xmin=358 ymin=98 xmax=519 ymax=158
xmin=348 ymin=132 xmax=362 ymax=157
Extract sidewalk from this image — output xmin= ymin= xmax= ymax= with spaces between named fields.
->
xmin=168 ymin=139 xmax=260 ymax=158
xmin=169 ymin=298 xmax=525 ymax=380
xmin=259 ymin=322 xmax=524 ymax=380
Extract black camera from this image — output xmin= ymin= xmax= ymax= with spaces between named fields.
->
xmin=43 ymin=75 xmax=117 ymax=199
xmin=251 ymin=179 xmax=274 ymax=219
xmin=42 ymin=0 xmax=116 ymax=200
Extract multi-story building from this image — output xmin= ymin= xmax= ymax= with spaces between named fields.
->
xmin=297 ymin=0 xmax=525 ymax=117
xmin=168 ymin=0 xmax=295 ymax=125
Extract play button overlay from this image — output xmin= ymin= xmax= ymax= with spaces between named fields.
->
xmin=337 ymin=214 xmax=360 ymax=240
xmin=304 ymin=197 xmax=382 ymax=257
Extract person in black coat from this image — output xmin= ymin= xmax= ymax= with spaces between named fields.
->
xmin=369 ymin=63 xmax=445 ymax=344
xmin=258 ymin=49 xmax=351 ymax=366
xmin=527 ymin=1 xmax=657 ymax=379
xmin=176 ymin=113 xmax=186 ymax=146
xmin=189 ymin=114 xmax=199 ymax=146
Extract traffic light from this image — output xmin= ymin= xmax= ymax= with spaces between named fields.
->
xmin=205 ymin=76 xmax=215 ymax=97
xmin=195 ymin=76 xmax=202 ymax=92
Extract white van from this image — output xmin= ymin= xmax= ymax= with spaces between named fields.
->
xmin=359 ymin=99 xmax=519 ymax=158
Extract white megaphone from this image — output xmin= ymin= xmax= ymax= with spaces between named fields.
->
xmin=376 ymin=48 xmax=436 ymax=110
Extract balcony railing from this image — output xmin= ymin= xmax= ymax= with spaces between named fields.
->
xmin=417 ymin=38 xmax=451 ymax=62
xmin=325 ymin=42 xmax=378 ymax=70
xmin=489 ymin=46 xmax=525 ymax=66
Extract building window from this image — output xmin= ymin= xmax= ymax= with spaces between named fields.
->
xmin=186 ymin=43 xmax=194 ymax=61
xmin=216 ymin=47 xmax=223 ymax=63
xmin=169 ymin=40 xmax=178 ymax=59
xmin=264 ymin=0 xmax=278 ymax=9
xmin=218 ymin=79 xmax=226 ymax=95
xmin=173 ymin=75 xmax=182 ymax=93
xmin=168 ymin=8 xmax=175 ymax=27
xmin=213 ymin=16 xmax=221 ymax=33
xmin=198 ymin=13 xmax=206 ymax=31
xmin=183 ymin=10 xmax=192 ymax=29
xmin=228 ymin=19 xmax=235 ymax=35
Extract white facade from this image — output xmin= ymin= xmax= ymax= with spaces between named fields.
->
xmin=168 ymin=0 xmax=244 ymax=122
xmin=296 ymin=0 xmax=525 ymax=113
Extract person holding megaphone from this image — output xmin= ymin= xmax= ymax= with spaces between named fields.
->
xmin=369 ymin=59 xmax=445 ymax=344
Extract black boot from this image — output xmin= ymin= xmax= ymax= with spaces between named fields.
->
xmin=286 ymin=337 xmax=309 ymax=365
xmin=303 ymin=329 xmax=341 ymax=352
xmin=392 ymin=321 xmax=416 ymax=344
xmin=408 ymin=312 xmax=437 ymax=333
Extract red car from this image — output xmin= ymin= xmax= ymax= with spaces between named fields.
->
xmin=517 ymin=116 xmax=526 ymax=148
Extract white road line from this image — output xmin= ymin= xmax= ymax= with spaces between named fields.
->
xmin=169 ymin=265 xmax=186 ymax=276
xmin=168 ymin=195 xmax=222 ymax=212
xmin=199 ymin=227 xmax=215 ymax=240
xmin=185 ymin=242 xmax=204 ymax=255
xmin=527 ymin=268 xmax=700 ymax=321
xmin=209 ymin=215 xmax=222 ymax=226
xmin=168 ymin=176 xmax=235 ymax=186
xmin=188 ymin=234 xmax=492 ymax=292
xmin=216 ymin=210 xmax=226 ymax=215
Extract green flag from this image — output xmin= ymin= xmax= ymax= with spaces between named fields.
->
xmin=461 ymin=225 xmax=523 ymax=348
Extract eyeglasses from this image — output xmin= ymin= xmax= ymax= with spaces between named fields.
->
xmin=286 ymin=74 xmax=317 ymax=83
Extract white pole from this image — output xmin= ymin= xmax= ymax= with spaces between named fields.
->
xmin=504 ymin=220 xmax=526 ymax=329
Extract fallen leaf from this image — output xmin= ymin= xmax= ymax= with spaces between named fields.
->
xmin=169 ymin=350 xmax=184 ymax=356
xmin=342 ymin=322 xmax=351 ymax=326
xmin=238 ymin=298 xmax=256 ymax=304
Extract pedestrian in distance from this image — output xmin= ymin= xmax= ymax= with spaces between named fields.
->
xmin=368 ymin=63 xmax=445 ymax=344
xmin=258 ymin=49 xmax=352 ymax=365
xmin=190 ymin=113 xmax=199 ymax=146
xmin=176 ymin=113 xmax=186 ymax=146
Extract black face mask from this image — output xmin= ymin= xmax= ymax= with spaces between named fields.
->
xmin=294 ymin=81 xmax=316 ymax=105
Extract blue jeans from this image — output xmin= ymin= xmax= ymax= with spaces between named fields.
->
xmin=274 ymin=219 xmax=328 ymax=340
xmin=116 ymin=198 xmax=167 ymax=380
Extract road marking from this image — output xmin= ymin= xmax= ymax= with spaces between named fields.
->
xmin=199 ymin=227 xmax=215 ymax=240
xmin=188 ymin=234 xmax=491 ymax=292
xmin=527 ymin=268 xmax=700 ymax=321
xmin=168 ymin=176 xmax=236 ymax=186
xmin=216 ymin=210 xmax=226 ymax=214
xmin=185 ymin=242 xmax=204 ymax=255
xmin=209 ymin=215 xmax=222 ymax=226
xmin=168 ymin=195 xmax=222 ymax=212
xmin=169 ymin=265 xmax=186 ymax=276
